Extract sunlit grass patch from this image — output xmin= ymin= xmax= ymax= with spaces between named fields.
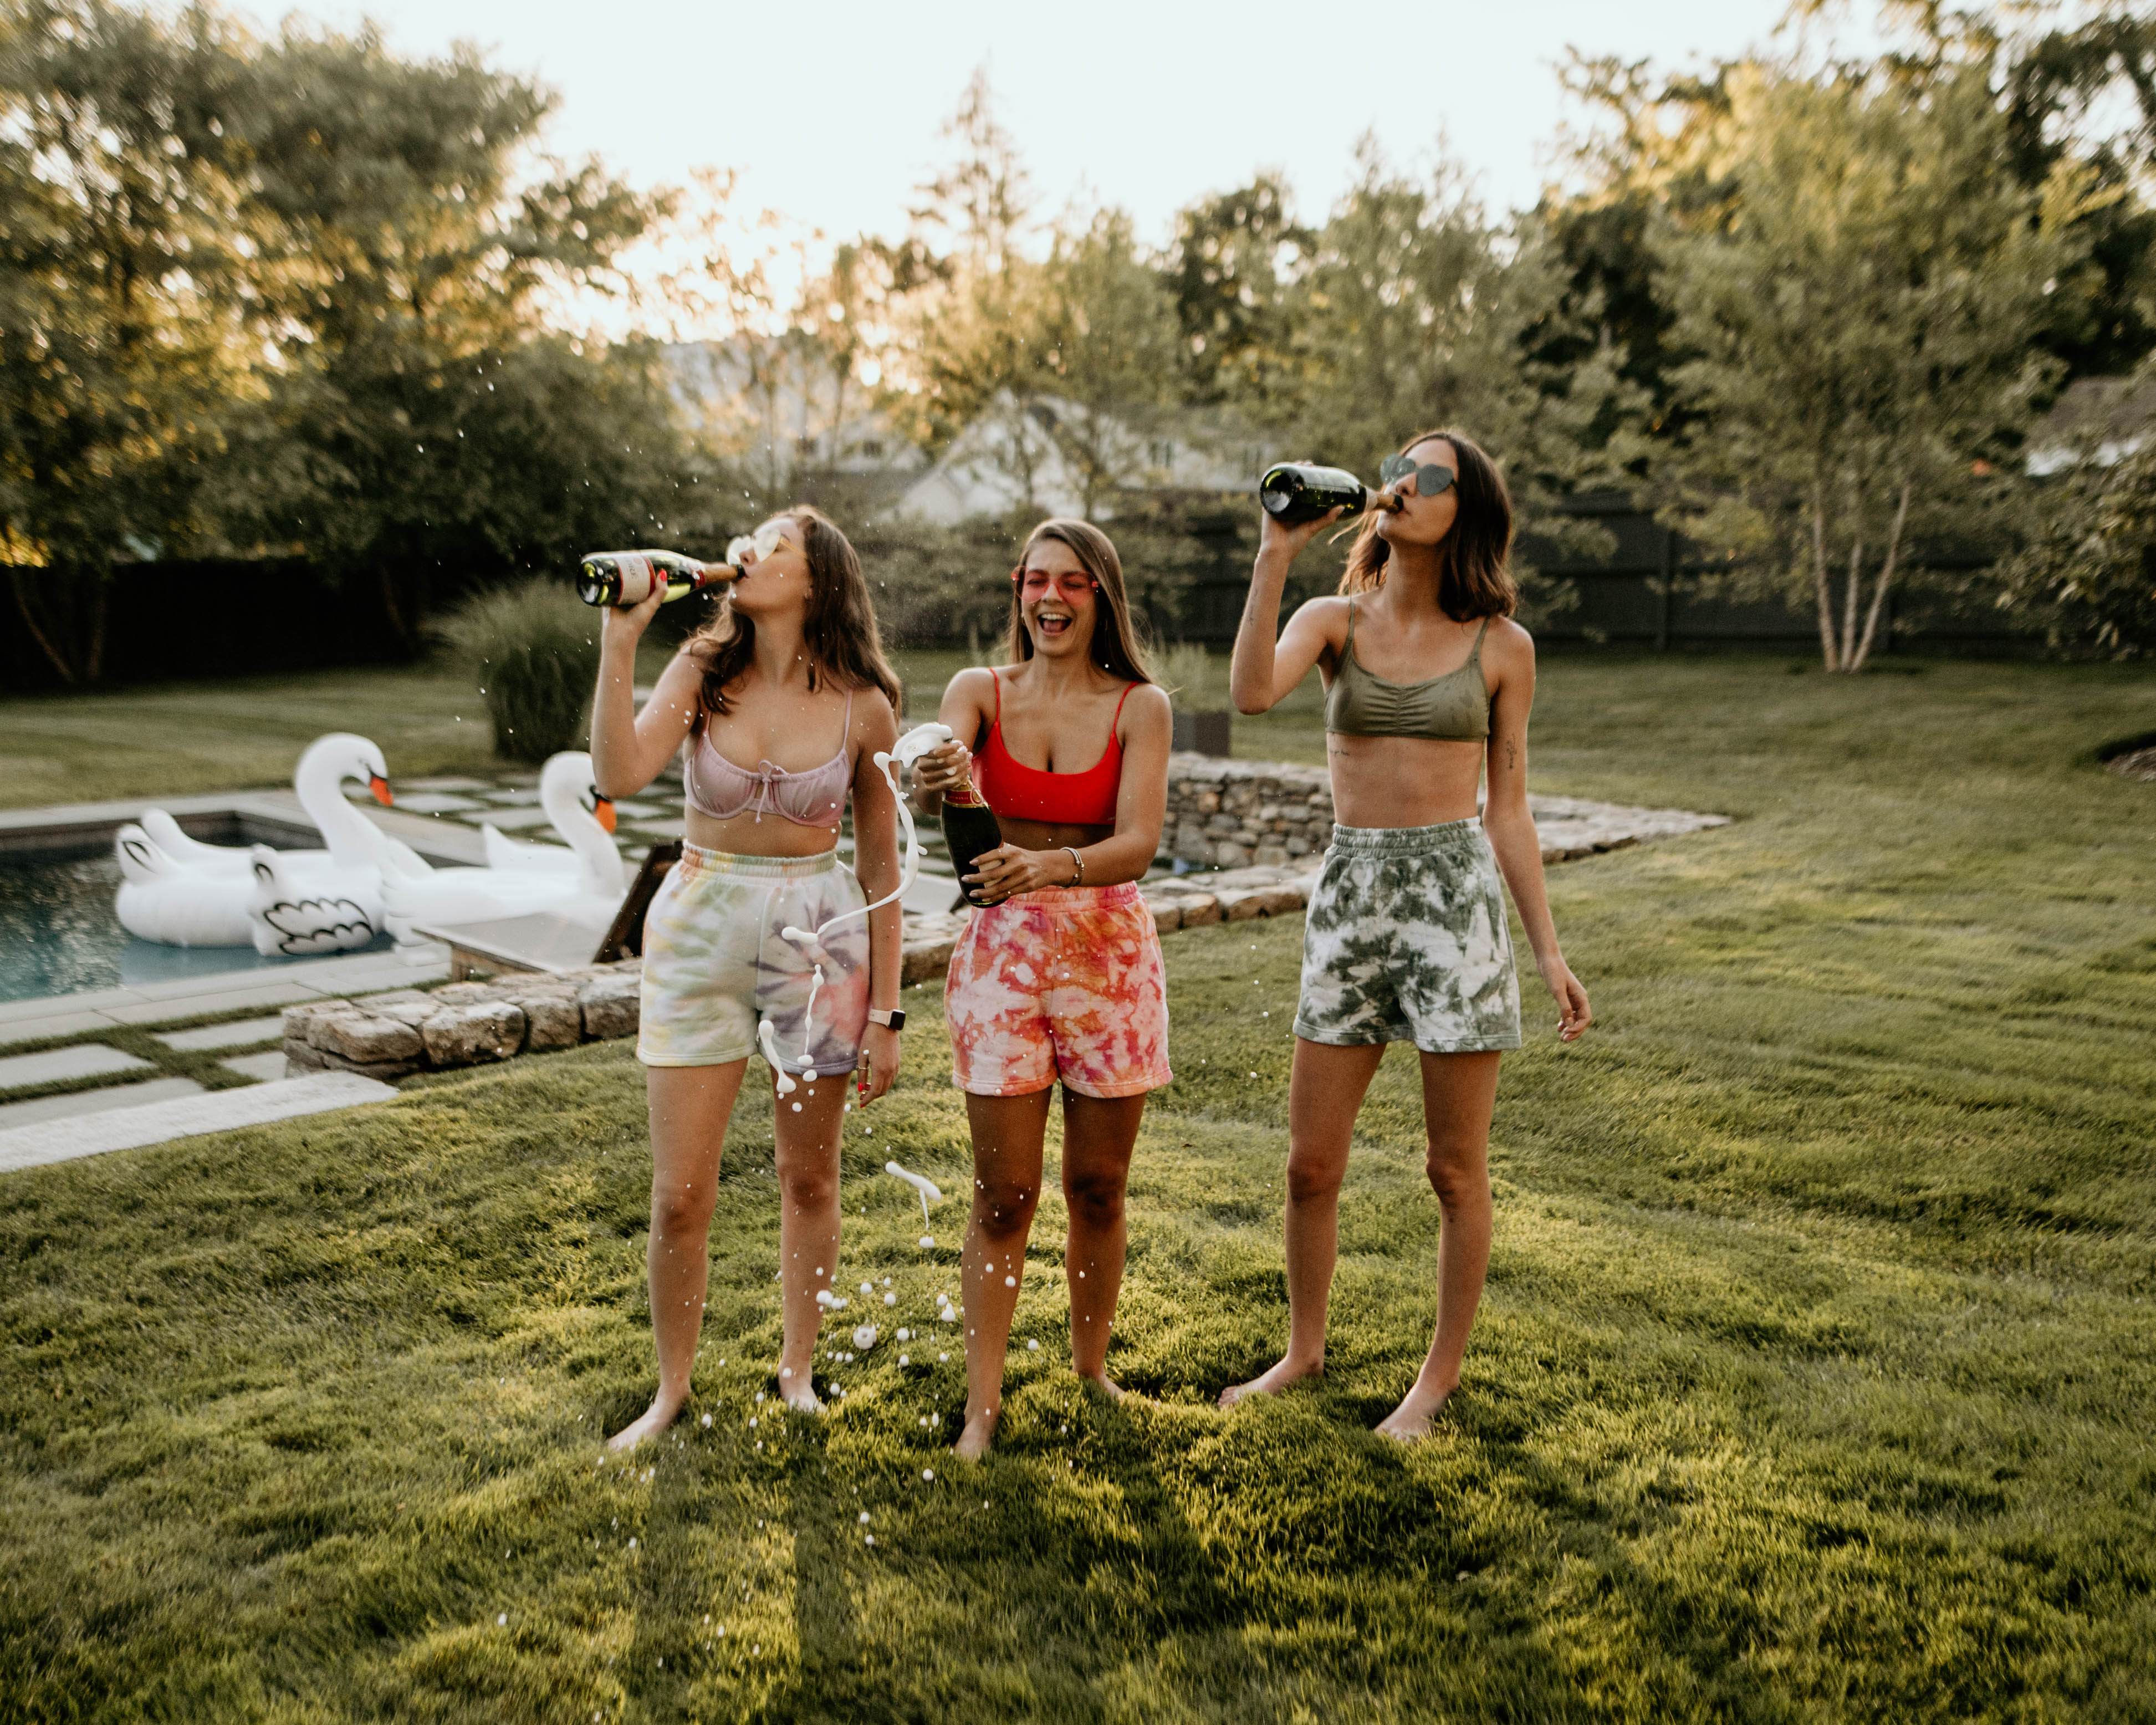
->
xmin=3 ymin=654 xmax=2154 ymax=1719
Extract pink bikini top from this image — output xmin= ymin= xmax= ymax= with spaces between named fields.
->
xmin=684 ymin=690 xmax=853 ymax=827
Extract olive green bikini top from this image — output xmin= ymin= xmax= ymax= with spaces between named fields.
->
xmin=1324 ymin=600 xmax=1492 ymax=742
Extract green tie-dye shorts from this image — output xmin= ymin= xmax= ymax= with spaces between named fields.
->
xmin=1292 ymin=820 xmax=1523 ymax=1054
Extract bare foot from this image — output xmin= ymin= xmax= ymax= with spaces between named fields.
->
xmin=953 ymin=1406 xmax=998 ymax=1461
xmin=1374 ymin=1382 xmax=1453 ymax=1442
xmin=1218 ymin=1356 xmax=1322 ymax=1410
xmin=1077 ymin=1370 xmax=1124 ymax=1403
xmin=606 ymin=1395 xmax=683 ymax=1452
xmin=777 ymin=1364 xmax=824 ymax=1414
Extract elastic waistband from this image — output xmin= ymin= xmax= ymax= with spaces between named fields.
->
xmin=677 ymin=843 xmax=841 ymax=880
xmin=1328 ymin=818 xmax=1486 ymax=856
xmin=985 ymin=880 xmax=1142 ymax=911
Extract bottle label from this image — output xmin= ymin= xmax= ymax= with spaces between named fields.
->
xmin=615 ymin=553 xmax=653 ymax=604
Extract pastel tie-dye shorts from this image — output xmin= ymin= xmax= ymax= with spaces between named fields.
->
xmin=637 ymin=845 xmax=868 ymax=1073
xmin=944 ymin=881 xmax=1172 ymax=1099
xmin=1292 ymin=820 xmax=1523 ymax=1054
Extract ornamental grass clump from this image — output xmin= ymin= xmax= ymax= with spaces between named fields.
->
xmin=1155 ymin=642 xmax=1224 ymax=710
xmin=436 ymin=579 xmax=600 ymax=762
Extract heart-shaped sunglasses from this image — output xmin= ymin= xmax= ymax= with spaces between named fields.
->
xmin=1379 ymin=454 xmax=1458 ymax=498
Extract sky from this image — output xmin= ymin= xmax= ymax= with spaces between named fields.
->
xmin=282 ymin=0 xmax=1882 ymax=329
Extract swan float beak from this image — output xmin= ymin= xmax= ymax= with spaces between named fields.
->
xmin=368 ymin=774 xmax=394 ymax=807
xmin=595 ymin=796 xmax=617 ymax=834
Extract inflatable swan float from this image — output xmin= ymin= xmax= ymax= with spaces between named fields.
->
xmin=115 ymin=823 xmax=257 ymax=947
xmin=379 ymin=752 xmax=627 ymax=943
xmin=114 ymin=733 xmax=420 ymax=949
xmin=478 ymin=753 xmax=620 ymax=875
xmin=139 ymin=733 xmax=429 ymax=880
xmin=246 ymin=846 xmax=384 ymax=956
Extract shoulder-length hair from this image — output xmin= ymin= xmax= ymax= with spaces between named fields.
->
xmin=687 ymin=505 xmax=901 ymax=720
xmin=1340 ymin=428 xmax=1518 ymax=620
xmin=1007 ymin=518 xmax=1154 ymax=685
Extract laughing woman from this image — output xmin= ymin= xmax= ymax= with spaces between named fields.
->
xmin=1220 ymin=430 xmax=1591 ymax=1440
xmin=591 ymin=507 xmax=905 ymax=1451
xmin=910 ymin=520 xmax=1173 ymax=1461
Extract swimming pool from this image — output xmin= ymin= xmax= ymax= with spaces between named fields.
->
xmin=0 ymin=852 xmax=392 ymax=1002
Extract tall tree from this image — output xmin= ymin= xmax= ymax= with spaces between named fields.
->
xmin=218 ymin=22 xmax=675 ymax=642
xmin=1658 ymin=63 xmax=2091 ymax=671
xmin=1167 ymin=173 xmax=1310 ymax=405
xmin=0 ymin=0 xmax=256 ymax=682
xmin=1264 ymin=144 xmax=1639 ymax=608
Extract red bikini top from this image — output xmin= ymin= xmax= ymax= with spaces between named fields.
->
xmin=973 ymin=671 xmax=1131 ymax=827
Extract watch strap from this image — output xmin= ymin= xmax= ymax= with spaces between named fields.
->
xmin=867 ymin=1007 xmax=906 ymax=1030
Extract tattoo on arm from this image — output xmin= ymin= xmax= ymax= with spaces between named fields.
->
xmin=1506 ymin=740 xmax=1518 ymax=772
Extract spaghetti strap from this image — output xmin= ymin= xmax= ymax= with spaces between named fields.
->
xmin=1111 ymin=682 xmax=1135 ymax=726
xmin=990 ymin=667 xmax=1003 ymax=727
xmin=1344 ymin=595 xmax=1358 ymax=651
xmin=1469 ymin=616 xmax=1491 ymax=661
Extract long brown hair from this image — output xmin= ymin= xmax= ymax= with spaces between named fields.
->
xmin=1340 ymin=428 xmax=1518 ymax=619
xmin=1006 ymin=518 xmax=1154 ymax=685
xmin=687 ymin=505 xmax=901 ymax=719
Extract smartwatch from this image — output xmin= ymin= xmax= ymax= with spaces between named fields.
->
xmin=867 ymin=1007 xmax=907 ymax=1031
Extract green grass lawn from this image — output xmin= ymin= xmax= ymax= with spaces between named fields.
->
xmin=0 ymin=647 xmax=978 ymax=813
xmin=4 ymin=654 xmax=2155 ymax=1721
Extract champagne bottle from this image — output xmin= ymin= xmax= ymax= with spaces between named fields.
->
xmin=576 ymin=549 xmax=738 ymax=608
xmin=940 ymin=787 xmax=1004 ymax=910
xmin=1258 ymin=462 xmax=1395 ymax=526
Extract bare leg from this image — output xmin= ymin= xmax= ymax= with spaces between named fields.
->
xmin=954 ymin=1088 xmax=1052 ymax=1460
xmin=609 ymin=1061 xmax=746 ymax=1451
xmin=772 ymin=1065 xmax=851 ymax=1410
xmin=1376 ymin=1049 xmax=1501 ymax=1442
xmin=1220 ymin=1039 xmax=1388 ymax=1408
xmin=1060 ymin=1091 xmax=1148 ymax=1394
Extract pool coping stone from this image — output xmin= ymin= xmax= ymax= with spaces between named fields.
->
xmin=0 ymin=1071 xmax=398 ymax=1173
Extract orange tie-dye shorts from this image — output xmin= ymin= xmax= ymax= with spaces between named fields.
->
xmin=944 ymin=882 xmax=1172 ymax=1099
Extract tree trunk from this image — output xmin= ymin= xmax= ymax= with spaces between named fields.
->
xmin=9 ymin=568 xmax=79 ymax=684
xmin=1838 ymin=533 xmax=1863 ymax=672
xmin=83 ymin=574 xmax=109 ymax=683
xmin=1811 ymin=487 xmax=1840 ymax=670
xmin=379 ymin=563 xmax=413 ymax=652
xmin=1849 ymin=481 xmax=1913 ymax=672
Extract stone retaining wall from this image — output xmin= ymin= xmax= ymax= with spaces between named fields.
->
xmin=284 ymin=760 xmax=1726 ymax=1084
xmin=283 ymin=964 xmax=641 ymax=1081
xmin=1162 ymin=754 xmax=1332 ymax=869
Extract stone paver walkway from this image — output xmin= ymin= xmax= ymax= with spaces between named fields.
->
xmin=0 ymin=1071 xmax=397 ymax=1173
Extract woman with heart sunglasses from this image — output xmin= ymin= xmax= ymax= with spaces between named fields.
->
xmin=1221 ymin=427 xmax=1592 ymax=1440
xmin=908 ymin=519 xmax=1174 ymax=1460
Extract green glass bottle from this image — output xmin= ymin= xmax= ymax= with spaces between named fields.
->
xmin=940 ymin=788 xmax=1004 ymax=909
xmin=576 ymin=549 xmax=738 ymax=608
xmin=1258 ymin=462 xmax=1377 ymax=526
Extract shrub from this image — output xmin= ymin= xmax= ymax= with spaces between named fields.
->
xmin=1153 ymin=642 xmax=1226 ymax=707
xmin=435 ymin=579 xmax=601 ymax=762
xmin=1997 ymin=438 xmax=2156 ymax=659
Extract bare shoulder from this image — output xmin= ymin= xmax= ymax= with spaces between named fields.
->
xmin=1483 ymin=615 xmax=1536 ymax=676
xmin=849 ymin=681 xmax=900 ymax=744
xmin=1118 ymin=680 xmax=1173 ymax=735
xmin=944 ymin=665 xmax=1001 ymax=708
xmin=1290 ymin=594 xmax=1354 ymax=640
xmin=645 ymin=645 xmax=706 ymax=722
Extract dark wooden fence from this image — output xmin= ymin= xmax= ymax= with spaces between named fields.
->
xmin=3 ymin=497 xmax=2036 ymax=697
xmin=1169 ymin=495 xmax=2033 ymax=653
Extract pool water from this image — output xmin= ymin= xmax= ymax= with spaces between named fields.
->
xmin=0 ymin=853 xmax=392 ymax=1002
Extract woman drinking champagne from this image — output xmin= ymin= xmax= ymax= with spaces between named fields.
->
xmin=910 ymin=520 xmax=1173 ymax=1461
xmin=1221 ymin=431 xmax=1591 ymax=1440
xmin=591 ymin=506 xmax=906 ymax=1450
